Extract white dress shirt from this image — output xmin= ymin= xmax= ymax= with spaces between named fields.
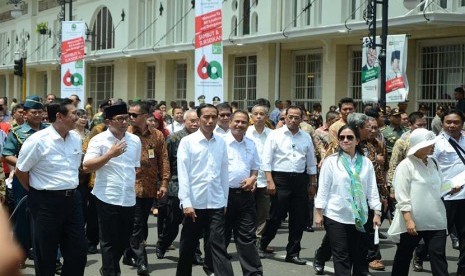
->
xmin=388 ymin=156 xmax=447 ymax=241
xmin=177 ymin=130 xmax=229 ymax=209
xmin=84 ymin=129 xmax=141 ymax=207
xmin=167 ymin=121 xmax=184 ymax=134
xmin=16 ymin=125 xmax=82 ymax=190
xmin=261 ymin=125 xmax=317 ymax=175
xmin=245 ymin=126 xmax=271 ymax=188
xmin=432 ymin=132 xmax=465 ymax=200
xmin=214 ymin=125 xmax=229 ymax=137
xmin=225 ymin=132 xmax=260 ymax=188
xmin=315 ymin=152 xmax=381 ymax=224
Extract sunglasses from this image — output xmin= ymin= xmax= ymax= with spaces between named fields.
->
xmin=128 ymin=112 xmax=140 ymax=118
xmin=338 ymin=135 xmax=355 ymax=141
xmin=279 ymin=117 xmax=285 ymax=121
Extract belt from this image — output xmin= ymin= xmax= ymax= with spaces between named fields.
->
xmin=30 ymin=187 xmax=77 ymax=197
xmin=229 ymin=188 xmax=252 ymax=194
xmin=272 ymin=171 xmax=305 ymax=177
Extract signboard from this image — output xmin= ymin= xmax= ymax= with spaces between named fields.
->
xmin=194 ymin=0 xmax=223 ymax=105
xmin=61 ymin=21 xmax=85 ymax=107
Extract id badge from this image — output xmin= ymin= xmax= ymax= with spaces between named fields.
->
xmin=148 ymin=149 xmax=155 ymax=159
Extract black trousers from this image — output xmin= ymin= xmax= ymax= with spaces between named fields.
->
xmin=86 ymin=193 xmax=100 ymax=246
xmin=224 ymin=190 xmax=263 ymax=276
xmin=176 ymin=208 xmax=233 ymax=276
xmin=444 ymin=199 xmax=465 ymax=270
xmin=95 ymin=198 xmax=135 ymax=276
xmin=324 ymin=216 xmax=363 ymax=276
xmin=28 ymin=188 xmax=87 ymax=276
xmin=392 ymin=230 xmax=448 ymax=276
xmin=260 ymin=171 xmax=307 ymax=257
xmin=124 ymin=197 xmax=153 ymax=267
xmin=157 ymin=196 xmax=183 ymax=250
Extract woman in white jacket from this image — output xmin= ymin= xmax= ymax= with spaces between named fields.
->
xmin=388 ymin=128 xmax=448 ymax=276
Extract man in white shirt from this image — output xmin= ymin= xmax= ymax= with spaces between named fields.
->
xmin=16 ymin=99 xmax=87 ymax=276
xmin=176 ymin=104 xmax=233 ymax=276
xmin=214 ymin=102 xmax=232 ymax=136
xmin=83 ymin=103 xmax=142 ymax=276
xmin=166 ymin=106 xmax=184 ymax=133
xmin=224 ymin=110 xmax=263 ymax=275
xmin=259 ymin=106 xmax=318 ymax=265
xmin=432 ymin=109 xmax=465 ymax=276
xmin=245 ymin=105 xmax=272 ymax=247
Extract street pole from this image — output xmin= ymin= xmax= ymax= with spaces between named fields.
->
xmin=379 ymin=0 xmax=388 ymax=113
xmin=69 ymin=0 xmax=72 ymax=20
xmin=22 ymin=56 xmax=26 ymax=101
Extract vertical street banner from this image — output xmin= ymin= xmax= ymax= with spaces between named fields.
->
xmin=195 ymin=0 xmax=223 ymax=105
xmin=61 ymin=21 xmax=85 ymax=107
xmin=385 ymin=34 xmax=409 ymax=103
xmin=361 ymin=37 xmax=381 ymax=103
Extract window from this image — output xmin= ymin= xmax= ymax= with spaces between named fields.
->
xmin=231 ymin=16 xmax=238 ymax=36
xmin=147 ymin=65 xmax=156 ymax=99
xmin=175 ymin=62 xmax=187 ymax=103
xmin=233 ymin=56 xmax=257 ymax=109
xmin=137 ymin=0 xmax=155 ymax=47
xmin=350 ymin=0 xmax=357 ymax=20
xmin=91 ymin=7 xmax=114 ymax=51
xmin=242 ymin=0 xmax=250 ymax=35
xmin=349 ymin=50 xmax=364 ymax=112
xmin=89 ymin=65 xmax=114 ymax=111
xmin=293 ymin=51 xmax=322 ymax=112
xmin=462 ymin=0 xmax=465 ymax=6
xmin=251 ymin=12 xmax=258 ymax=34
xmin=305 ymin=0 xmax=312 ymax=25
xmin=418 ymin=43 xmax=465 ymax=119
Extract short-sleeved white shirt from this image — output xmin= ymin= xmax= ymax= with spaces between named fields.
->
xmin=16 ymin=125 xmax=82 ymax=190
xmin=84 ymin=129 xmax=141 ymax=207
xmin=225 ymin=132 xmax=260 ymax=188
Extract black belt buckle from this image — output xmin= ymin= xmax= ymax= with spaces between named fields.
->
xmin=64 ymin=189 xmax=74 ymax=197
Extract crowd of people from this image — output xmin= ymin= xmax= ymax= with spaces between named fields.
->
xmin=0 ymin=88 xmax=465 ymax=276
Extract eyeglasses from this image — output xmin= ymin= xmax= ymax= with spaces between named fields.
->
xmin=219 ymin=113 xmax=231 ymax=118
xmin=279 ymin=117 xmax=285 ymax=121
xmin=128 ymin=112 xmax=141 ymax=118
xmin=338 ymin=135 xmax=355 ymax=141
xmin=112 ymin=116 xmax=129 ymax=123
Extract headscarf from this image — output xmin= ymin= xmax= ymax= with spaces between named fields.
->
xmin=153 ymin=111 xmax=170 ymax=138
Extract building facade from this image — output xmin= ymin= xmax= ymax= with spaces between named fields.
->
xmin=1 ymin=0 xmax=465 ymax=116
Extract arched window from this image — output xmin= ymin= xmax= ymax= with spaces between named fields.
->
xmin=251 ymin=12 xmax=258 ymax=34
xmin=242 ymin=0 xmax=250 ymax=35
xmin=231 ymin=16 xmax=238 ymax=36
xmin=91 ymin=7 xmax=114 ymax=51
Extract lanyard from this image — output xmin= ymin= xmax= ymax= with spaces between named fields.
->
xmin=448 ymin=137 xmax=465 ymax=166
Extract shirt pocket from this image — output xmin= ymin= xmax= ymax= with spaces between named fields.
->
xmin=45 ymin=154 xmax=66 ymax=170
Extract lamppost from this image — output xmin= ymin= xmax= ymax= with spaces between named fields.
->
xmin=366 ymin=0 xmax=388 ymax=113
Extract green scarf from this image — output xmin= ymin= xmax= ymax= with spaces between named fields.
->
xmin=339 ymin=151 xmax=368 ymax=232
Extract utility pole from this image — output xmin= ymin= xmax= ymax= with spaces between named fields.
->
xmin=366 ymin=0 xmax=388 ymax=113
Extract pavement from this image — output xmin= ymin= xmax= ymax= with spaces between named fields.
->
xmin=22 ymin=217 xmax=461 ymax=275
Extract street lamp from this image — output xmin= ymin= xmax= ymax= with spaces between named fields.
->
xmin=8 ymin=0 xmax=25 ymax=18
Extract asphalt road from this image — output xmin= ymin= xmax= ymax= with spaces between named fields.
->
xmin=22 ymin=217 xmax=461 ymax=275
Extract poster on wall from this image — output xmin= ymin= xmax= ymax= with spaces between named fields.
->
xmin=361 ymin=36 xmax=381 ymax=103
xmin=194 ymin=0 xmax=223 ymax=106
xmin=61 ymin=21 xmax=85 ymax=108
xmin=385 ymin=34 xmax=409 ymax=103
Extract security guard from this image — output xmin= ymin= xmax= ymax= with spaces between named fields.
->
xmin=381 ymin=108 xmax=407 ymax=161
xmin=2 ymin=95 xmax=49 ymax=265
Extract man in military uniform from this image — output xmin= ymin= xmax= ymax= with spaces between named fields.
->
xmin=381 ymin=107 xmax=407 ymax=162
xmin=2 ymin=96 xmax=48 ymax=266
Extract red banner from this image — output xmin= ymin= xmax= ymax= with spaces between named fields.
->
xmin=195 ymin=10 xmax=223 ymax=48
xmin=61 ymin=37 xmax=85 ymax=64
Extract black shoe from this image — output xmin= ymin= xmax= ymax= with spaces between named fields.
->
xmin=313 ymin=259 xmax=324 ymax=275
xmin=192 ymin=254 xmax=204 ymax=265
xmin=305 ymin=226 xmax=315 ymax=232
xmin=55 ymin=260 xmax=63 ymax=275
xmin=137 ymin=264 xmax=150 ymax=276
xmin=285 ymin=256 xmax=307 ymax=265
xmin=155 ymin=246 xmax=166 ymax=259
xmin=122 ymin=256 xmax=137 ymax=267
xmin=453 ymin=239 xmax=460 ymax=250
xmin=412 ymin=256 xmax=423 ymax=272
xmin=88 ymin=244 xmax=98 ymax=254
xmin=203 ymin=267 xmax=214 ymax=276
xmin=226 ymin=253 xmax=232 ymax=260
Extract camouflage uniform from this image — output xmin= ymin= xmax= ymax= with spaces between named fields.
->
xmin=381 ymin=125 xmax=407 ymax=161
xmin=386 ymin=130 xmax=411 ymax=193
